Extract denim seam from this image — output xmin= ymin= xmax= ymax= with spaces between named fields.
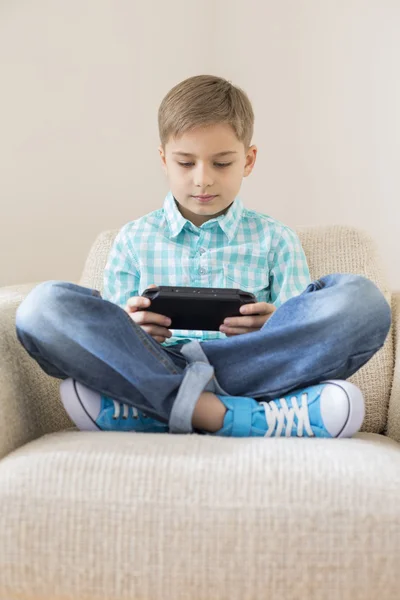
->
xmin=315 ymin=279 xmax=326 ymax=290
xmin=118 ymin=304 xmax=181 ymax=374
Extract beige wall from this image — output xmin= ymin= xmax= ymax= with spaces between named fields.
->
xmin=1 ymin=0 xmax=399 ymax=289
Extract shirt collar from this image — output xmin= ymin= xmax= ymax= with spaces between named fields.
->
xmin=163 ymin=191 xmax=243 ymax=242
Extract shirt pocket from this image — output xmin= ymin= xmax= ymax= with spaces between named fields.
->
xmin=223 ymin=264 xmax=270 ymax=302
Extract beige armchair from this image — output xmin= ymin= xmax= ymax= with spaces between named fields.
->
xmin=1 ymin=225 xmax=399 ymax=600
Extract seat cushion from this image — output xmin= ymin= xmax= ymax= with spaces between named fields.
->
xmin=0 ymin=431 xmax=400 ymax=600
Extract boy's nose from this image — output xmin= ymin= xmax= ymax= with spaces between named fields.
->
xmin=194 ymin=165 xmax=214 ymax=187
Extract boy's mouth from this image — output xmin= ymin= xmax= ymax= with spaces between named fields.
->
xmin=191 ymin=194 xmax=217 ymax=203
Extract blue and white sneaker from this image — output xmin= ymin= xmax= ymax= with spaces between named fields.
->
xmin=60 ymin=379 xmax=169 ymax=433
xmin=215 ymin=380 xmax=365 ymax=438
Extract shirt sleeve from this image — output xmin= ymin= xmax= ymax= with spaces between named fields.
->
xmin=102 ymin=225 xmax=140 ymax=308
xmin=269 ymin=227 xmax=311 ymax=308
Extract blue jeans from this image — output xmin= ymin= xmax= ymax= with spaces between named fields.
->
xmin=16 ymin=274 xmax=391 ymax=433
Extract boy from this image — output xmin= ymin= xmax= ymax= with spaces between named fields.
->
xmin=16 ymin=75 xmax=391 ymax=438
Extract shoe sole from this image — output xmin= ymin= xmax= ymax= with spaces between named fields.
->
xmin=323 ymin=379 xmax=365 ymax=438
xmin=60 ymin=378 xmax=101 ymax=431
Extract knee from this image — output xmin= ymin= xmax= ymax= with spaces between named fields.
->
xmin=16 ymin=280 xmax=70 ymax=336
xmin=341 ymin=275 xmax=392 ymax=339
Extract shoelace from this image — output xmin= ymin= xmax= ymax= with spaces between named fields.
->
xmin=112 ymin=400 xmax=144 ymax=421
xmin=260 ymin=392 xmax=314 ymax=437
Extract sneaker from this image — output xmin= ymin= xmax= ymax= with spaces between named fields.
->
xmin=60 ymin=378 xmax=169 ymax=433
xmin=215 ymin=380 xmax=365 ymax=438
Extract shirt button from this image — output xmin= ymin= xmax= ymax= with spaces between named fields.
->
xmin=200 ymin=268 xmax=207 ymax=275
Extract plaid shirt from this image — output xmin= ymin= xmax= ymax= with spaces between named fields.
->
xmin=103 ymin=191 xmax=311 ymax=346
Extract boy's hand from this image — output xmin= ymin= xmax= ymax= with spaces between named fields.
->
xmin=125 ymin=284 xmax=172 ymax=344
xmin=219 ymin=302 xmax=276 ymax=336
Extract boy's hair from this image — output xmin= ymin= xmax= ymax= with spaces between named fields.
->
xmin=158 ymin=74 xmax=254 ymax=149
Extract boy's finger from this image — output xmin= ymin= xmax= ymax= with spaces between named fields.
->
xmin=126 ymin=284 xmax=158 ymax=311
xmin=141 ymin=325 xmax=172 ymax=339
xmin=240 ymin=302 xmax=275 ymax=315
xmin=131 ymin=310 xmax=171 ymax=327
xmin=223 ymin=315 xmax=265 ymax=328
xmin=126 ymin=296 xmax=151 ymax=311
xmin=220 ymin=326 xmax=259 ymax=336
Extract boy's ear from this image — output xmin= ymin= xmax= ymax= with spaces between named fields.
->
xmin=243 ymin=145 xmax=257 ymax=177
xmin=158 ymin=145 xmax=168 ymax=174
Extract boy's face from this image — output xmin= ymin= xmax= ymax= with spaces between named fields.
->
xmin=159 ymin=123 xmax=257 ymax=226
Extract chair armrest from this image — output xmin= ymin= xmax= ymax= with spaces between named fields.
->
xmin=387 ymin=291 xmax=400 ymax=442
xmin=0 ymin=284 xmax=72 ymax=460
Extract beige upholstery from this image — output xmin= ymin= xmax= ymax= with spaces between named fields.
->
xmin=0 ymin=225 xmax=399 ymax=600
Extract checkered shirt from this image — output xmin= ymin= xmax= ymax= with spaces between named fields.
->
xmin=103 ymin=191 xmax=311 ymax=346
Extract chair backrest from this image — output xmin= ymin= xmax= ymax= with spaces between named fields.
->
xmin=80 ymin=225 xmax=393 ymax=434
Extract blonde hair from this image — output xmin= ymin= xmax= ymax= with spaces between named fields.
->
xmin=158 ymin=74 xmax=254 ymax=149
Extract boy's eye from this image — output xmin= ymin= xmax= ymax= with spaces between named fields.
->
xmin=177 ymin=162 xmax=232 ymax=168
